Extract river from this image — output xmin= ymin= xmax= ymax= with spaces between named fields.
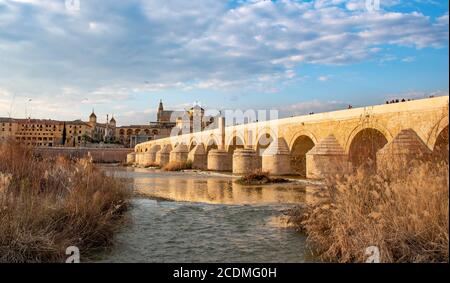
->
xmin=95 ymin=165 xmax=316 ymax=263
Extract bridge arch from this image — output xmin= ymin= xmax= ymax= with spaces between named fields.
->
xmin=347 ymin=127 xmax=389 ymax=170
xmin=226 ymin=132 xmax=246 ymax=154
xmin=431 ymin=117 xmax=449 ymax=163
xmin=290 ymin=133 xmax=316 ymax=177
xmin=288 ymin=130 xmax=318 ymax=151
xmin=206 ymin=135 xmax=219 ymax=153
xmin=189 ymin=137 xmax=200 ymax=151
xmin=255 ymin=130 xmax=275 ymax=156
xmin=345 ymin=123 xmax=392 ymax=154
xmin=427 ymin=114 xmax=449 ymax=150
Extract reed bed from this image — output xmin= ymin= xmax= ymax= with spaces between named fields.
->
xmin=289 ymin=159 xmax=449 ymax=263
xmin=0 ymin=141 xmax=132 ymax=263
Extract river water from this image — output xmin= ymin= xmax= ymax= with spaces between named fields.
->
xmin=96 ymin=166 xmax=315 ymax=263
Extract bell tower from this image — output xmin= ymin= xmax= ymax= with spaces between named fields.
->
xmin=89 ymin=109 xmax=97 ymax=126
xmin=157 ymin=99 xmax=164 ymax=122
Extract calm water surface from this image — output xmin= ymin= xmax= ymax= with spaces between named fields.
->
xmin=96 ymin=166 xmax=315 ymax=263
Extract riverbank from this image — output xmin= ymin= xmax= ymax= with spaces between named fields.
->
xmin=0 ymin=141 xmax=132 ymax=263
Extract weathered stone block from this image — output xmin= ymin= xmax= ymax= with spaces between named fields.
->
xmin=170 ymin=143 xmax=189 ymax=163
xmin=262 ymin=138 xmax=292 ymax=175
xmin=135 ymin=152 xmax=144 ymax=166
xmin=148 ymin=145 xmax=161 ymax=165
xmin=156 ymin=145 xmax=172 ymax=167
xmin=233 ymin=148 xmax=258 ymax=174
xmin=188 ymin=144 xmax=207 ymax=170
xmin=126 ymin=152 xmax=136 ymax=164
xmin=306 ymin=134 xmax=350 ymax=179
xmin=207 ymin=149 xmax=232 ymax=171
xmin=377 ymin=128 xmax=433 ymax=173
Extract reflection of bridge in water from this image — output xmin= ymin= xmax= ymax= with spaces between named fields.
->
xmin=131 ymin=96 xmax=449 ymax=179
xmin=133 ymin=173 xmax=307 ymax=205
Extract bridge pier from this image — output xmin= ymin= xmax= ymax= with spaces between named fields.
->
xmin=170 ymin=143 xmax=189 ymax=164
xmin=148 ymin=145 xmax=161 ymax=165
xmin=188 ymin=144 xmax=207 ymax=170
xmin=135 ymin=152 xmax=144 ymax=166
xmin=207 ymin=149 xmax=232 ymax=171
xmin=232 ymin=148 xmax=258 ymax=174
xmin=377 ymin=129 xmax=433 ymax=173
xmin=126 ymin=152 xmax=136 ymax=164
xmin=142 ymin=152 xmax=153 ymax=167
xmin=306 ymin=134 xmax=350 ymax=179
xmin=156 ymin=145 xmax=172 ymax=167
xmin=262 ymin=138 xmax=292 ymax=175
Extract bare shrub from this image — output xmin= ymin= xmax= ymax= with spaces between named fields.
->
xmin=0 ymin=141 xmax=132 ymax=263
xmin=236 ymin=170 xmax=289 ymax=185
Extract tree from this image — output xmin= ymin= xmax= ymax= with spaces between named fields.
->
xmin=62 ymin=122 xmax=67 ymax=146
xmin=81 ymin=134 xmax=92 ymax=146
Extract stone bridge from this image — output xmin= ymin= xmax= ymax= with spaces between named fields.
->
xmin=130 ymin=96 xmax=449 ymax=178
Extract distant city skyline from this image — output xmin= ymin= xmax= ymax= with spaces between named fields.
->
xmin=0 ymin=0 xmax=448 ymax=126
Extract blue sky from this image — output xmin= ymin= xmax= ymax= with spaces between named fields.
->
xmin=0 ymin=0 xmax=448 ymax=125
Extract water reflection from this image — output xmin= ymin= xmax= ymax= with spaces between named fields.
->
xmin=107 ymin=166 xmax=306 ymax=205
xmin=97 ymin=166 xmax=316 ymax=263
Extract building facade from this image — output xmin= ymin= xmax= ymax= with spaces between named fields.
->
xmin=0 ymin=100 xmax=217 ymax=148
xmin=0 ymin=118 xmax=91 ymax=147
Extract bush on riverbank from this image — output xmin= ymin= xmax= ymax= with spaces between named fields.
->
xmin=144 ymin=162 xmax=160 ymax=168
xmin=0 ymin=141 xmax=132 ymax=263
xmin=289 ymin=160 xmax=449 ymax=263
xmin=235 ymin=171 xmax=289 ymax=185
xmin=163 ymin=161 xmax=193 ymax=171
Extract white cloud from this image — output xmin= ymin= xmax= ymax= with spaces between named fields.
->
xmin=0 ymin=0 xmax=447 ymax=123
xmin=318 ymin=75 xmax=330 ymax=82
xmin=402 ymin=56 xmax=416 ymax=62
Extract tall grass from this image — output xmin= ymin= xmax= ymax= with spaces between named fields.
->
xmin=290 ymin=158 xmax=449 ymax=263
xmin=0 ymin=141 xmax=132 ymax=263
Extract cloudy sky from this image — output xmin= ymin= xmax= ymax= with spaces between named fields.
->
xmin=0 ymin=0 xmax=448 ymax=125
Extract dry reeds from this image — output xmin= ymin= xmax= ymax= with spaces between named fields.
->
xmin=290 ymin=159 xmax=449 ymax=263
xmin=0 ymin=141 xmax=132 ymax=263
